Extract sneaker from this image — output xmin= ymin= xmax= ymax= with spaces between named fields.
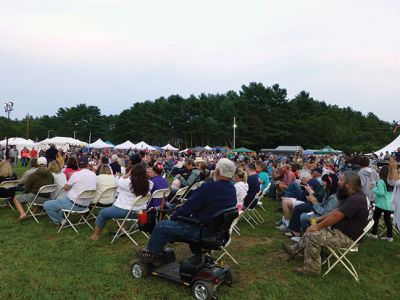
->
xmin=366 ymin=233 xmax=377 ymax=239
xmin=381 ymin=236 xmax=394 ymax=242
xmin=291 ymin=236 xmax=301 ymax=243
xmin=276 ymin=224 xmax=288 ymax=231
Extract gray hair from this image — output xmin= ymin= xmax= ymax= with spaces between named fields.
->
xmin=342 ymin=171 xmax=362 ymax=192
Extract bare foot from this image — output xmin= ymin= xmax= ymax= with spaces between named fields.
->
xmin=89 ymin=234 xmax=99 ymax=241
xmin=16 ymin=214 xmax=28 ymax=223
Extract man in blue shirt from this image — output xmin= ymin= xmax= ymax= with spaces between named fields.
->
xmin=140 ymin=158 xmax=237 ymax=261
xmin=243 ymin=163 xmax=260 ymax=209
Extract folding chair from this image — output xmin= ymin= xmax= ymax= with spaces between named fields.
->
xmin=148 ymin=188 xmax=171 ymax=208
xmin=111 ymin=194 xmax=152 ymax=245
xmin=322 ymin=219 xmax=374 ymax=281
xmin=25 ymin=184 xmax=58 ymax=223
xmin=179 ymin=181 xmax=204 ymax=203
xmin=216 ymin=215 xmax=239 ymax=265
xmin=0 ymin=180 xmax=18 ymax=210
xmin=58 ymin=190 xmax=97 ymax=234
xmin=169 ymin=186 xmax=190 ymax=205
xmin=87 ymin=186 xmax=117 ymax=221
xmin=235 ymin=195 xmax=261 ymax=232
xmin=257 ymin=183 xmax=271 ymax=212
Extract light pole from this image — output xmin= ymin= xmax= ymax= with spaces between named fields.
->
xmin=3 ymin=101 xmax=14 ymax=160
xmin=47 ymin=129 xmax=54 ymax=139
xmin=233 ymin=117 xmax=237 ymax=150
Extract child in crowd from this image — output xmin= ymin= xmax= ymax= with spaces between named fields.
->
xmin=234 ymin=168 xmax=248 ymax=211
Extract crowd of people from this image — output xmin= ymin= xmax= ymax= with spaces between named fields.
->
xmin=0 ymin=143 xmax=399 ymax=277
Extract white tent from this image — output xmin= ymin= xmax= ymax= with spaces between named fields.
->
xmin=87 ymin=139 xmax=112 ymax=149
xmin=162 ymin=144 xmax=179 ymax=151
xmin=204 ymin=145 xmax=213 ymax=151
xmin=135 ymin=141 xmax=156 ymax=151
xmin=180 ymin=148 xmax=189 ymax=154
xmin=375 ymin=135 xmax=400 ymax=155
xmin=0 ymin=137 xmax=35 ymax=147
xmin=114 ymin=140 xmax=136 ymax=150
xmin=38 ymin=136 xmax=87 ymax=151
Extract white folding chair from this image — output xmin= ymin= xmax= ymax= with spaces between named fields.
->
xmin=87 ymin=186 xmax=117 ymax=221
xmin=58 ymin=190 xmax=96 ymax=234
xmin=169 ymin=186 xmax=190 ymax=205
xmin=111 ymin=194 xmax=152 ymax=246
xmin=148 ymin=188 xmax=171 ymax=208
xmin=257 ymin=183 xmax=271 ymax=212
xmin=25 ymin=184 xmax=58 ymax=223
xmin=322 ymin=220 xmax=374 ymax=281
xmin=0 ymin=180 xmax=18 ymax=211
xmin=216 ymin=216 xmax=239 ymax=265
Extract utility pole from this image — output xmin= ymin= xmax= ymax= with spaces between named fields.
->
xmin=26 ymin=114 xmax=30 ymax=139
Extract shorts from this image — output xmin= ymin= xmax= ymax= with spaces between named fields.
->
xmin=16 ymin=193 xmax=47 ymax=204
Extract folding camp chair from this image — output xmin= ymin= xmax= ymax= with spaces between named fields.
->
xmin=216 ymin=215 xmax=240 ymax=265
xmin=111 ymin=194 xmax=152 ymax=245
xmin=86 ymin=186 xmax=117 ymax=221
xmin=58 ymin=189 xmax=97 ymax=234
xmin=0 ymin=180 xmax=18 ymax=210
xmin=322 ymin=220 xmax=374 ymax=281
xmin=25 ymin=184 xmax=58 ymax=223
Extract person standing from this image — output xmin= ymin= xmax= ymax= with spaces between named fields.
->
xmin=45 ymin=144 xmax=58 ymax=164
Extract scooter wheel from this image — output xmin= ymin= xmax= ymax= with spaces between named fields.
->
xmin=131 ymin=261 xmax=148 ymax=279
xmin=192 ymin=280 xmax=214 ymax=300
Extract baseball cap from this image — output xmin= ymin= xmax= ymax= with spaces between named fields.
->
xmin=37 ymin=157 xmax=47 ymax=166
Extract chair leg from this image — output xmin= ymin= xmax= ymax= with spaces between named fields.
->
xmin=216 ymin=247 xmax=239 ymax=265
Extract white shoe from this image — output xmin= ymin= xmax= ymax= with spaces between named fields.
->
xmin=367 ymin=233 xmax=377 ymax=239
xmin=381 ymin=236 xmax=394 ymax=242
xmin=291 ymin=236 xmax=301 ymax=243
xmin=276 ymin=224 xmax=288 ymax=231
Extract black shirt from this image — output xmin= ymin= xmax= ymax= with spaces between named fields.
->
xmin=333 ymin=191 xmax=368 ymax=241
xmin=45 ymin=148 xmax=58 ymax=161
xmin=0 ymin=173 xmax=17 ymax=198
xmin=109 ymin=161 xmax=121 ymax=175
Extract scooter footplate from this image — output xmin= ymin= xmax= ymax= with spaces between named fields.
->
xmin=153 ymin=262 xmax=181 ymax=282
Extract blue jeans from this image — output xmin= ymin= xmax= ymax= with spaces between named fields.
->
xmin=283 ymin=182 xmax=301 ymax=199
xmin=43 ymin=197 xmax=88 ymax=225
xmin=300 ymin=212 xmax=318 ymax=232
xmin=147 ymin=220 xmax=201 ymax=255
xmin=95 ymin=205 xmax=135 ymax=229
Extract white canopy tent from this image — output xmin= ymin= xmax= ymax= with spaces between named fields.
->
xmin=162 ymin=144 xmax=179 ymax=151
xmin=0 ymin=137 xmax=36 ymax=147
xmin=375 ymin=135 xmax=400 ymax=155
xmin=204 ymin=145 xmax=213 ymax=151
xmin=87 ymin=139 xmax=112 ymax=149
xmin=135 ymin=141 xmax=156 ymax=151
xmin=114 ymin=140 xmax=136 ymax=150
xmin=38 ymin=136 xmax=87 ymax=151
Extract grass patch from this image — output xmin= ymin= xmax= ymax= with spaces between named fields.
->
xmin=1 ymin=196 xmax=400 ymax=299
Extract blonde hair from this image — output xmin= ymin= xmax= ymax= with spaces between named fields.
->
xmin=99 ymin=164 xmax=112 ymax=175
xmin=48 ymin=160 xmax=62 ymax=174
xmin=235 ymin=168 xmax=248 ymax=183
xmin=0 ymin=161 xmax=13 ymax=178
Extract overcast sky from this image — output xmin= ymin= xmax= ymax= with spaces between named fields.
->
xmin=1 ymin=0 xmax=399 ymax=122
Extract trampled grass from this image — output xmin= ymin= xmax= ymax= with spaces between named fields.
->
xmin=1 ymin=177 xmax=399 ymax=299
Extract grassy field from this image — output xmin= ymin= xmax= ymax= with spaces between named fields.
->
xmin=1 ymin=165 xmax=399 ymax=299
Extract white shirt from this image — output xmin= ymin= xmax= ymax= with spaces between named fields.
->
xmin=52 ymin=172 xmax=67 ymax=199
xmin=95 ymin=174 xmax=117 ymax=202
xmin=113 ymin=177 xmax=153 ymax=211
xmin=67 ymin=169 xmax=97 ymax=206
xmin=234 ymin=181 xmax=249 ymax=204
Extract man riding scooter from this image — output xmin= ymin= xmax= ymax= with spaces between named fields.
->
xmin=138 ymin=158 xmax=237 ymax=263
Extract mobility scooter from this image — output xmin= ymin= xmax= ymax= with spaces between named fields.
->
xmin=130 ymin=207 xmax=239 ymax=300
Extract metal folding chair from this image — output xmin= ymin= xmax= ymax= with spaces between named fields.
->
xmin=0 ymin=180 xmax=18 ymax=210
xmin=216 ymin=216 xmax=240 ymax=265
xmin=322 ymin=220 xmax=374 ymax=281
xmin=58 ymin=190 xmax=97 ymax=234
xmin=86 ymin=186 xmax=117 ymax=221
xmin=25 ymin=184 xmax=58 ymax=223
xmin=111 ymin=194 xmax=152 ymax=245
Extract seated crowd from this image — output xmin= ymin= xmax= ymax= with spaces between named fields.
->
xmin=1 ymin=145 xmax=399 ymax=277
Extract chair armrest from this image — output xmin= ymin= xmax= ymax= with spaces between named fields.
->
xmin=176 ymin=216 xmax=203 ymax=226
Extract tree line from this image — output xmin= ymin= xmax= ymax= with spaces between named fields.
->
xmin=1 ymin=82 xmax=396 ymax=154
